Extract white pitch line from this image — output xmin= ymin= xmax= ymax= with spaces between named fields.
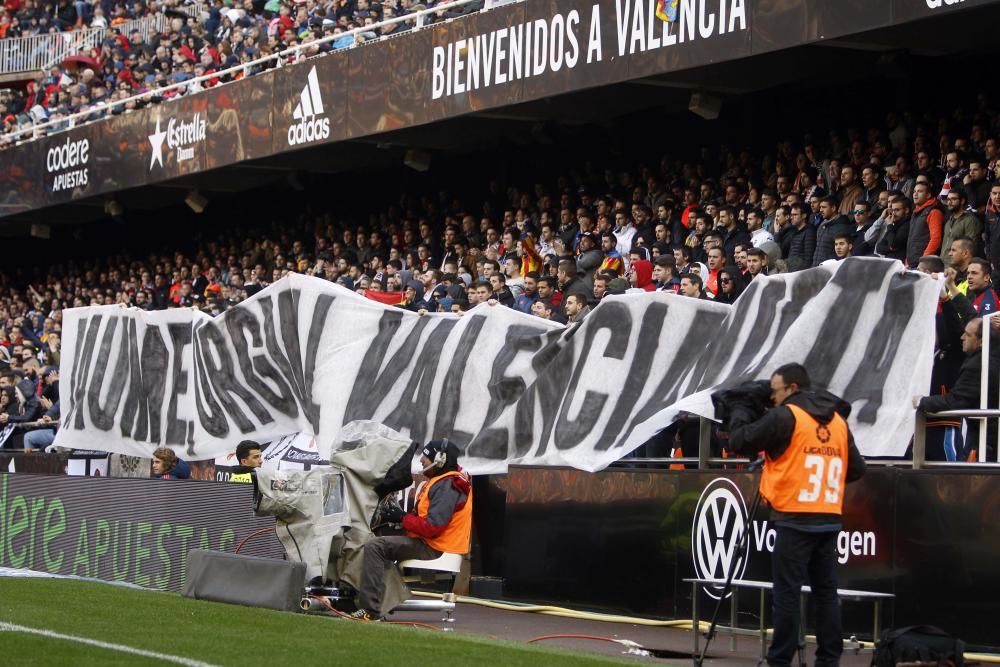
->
xmin=0 ymin=622 xmax=222 ymax=667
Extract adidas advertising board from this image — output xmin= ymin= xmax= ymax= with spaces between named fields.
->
xmin=148 ymin=114 xmax=207 ymax=170
xmin=287 ymin=66 xmax=330 ymax=147
xmin=46 ymin=135 xmax=89 ymax=193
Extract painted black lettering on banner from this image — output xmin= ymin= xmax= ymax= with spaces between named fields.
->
xmin=87 ymin=316 xmax=129 ymax=430
xmin=596 ymin=302 xmax=668 ymax=449
xmin=344 ymin=311 xmax=430 ymax=424
xmin=197 ymin=322 xmax=273 ymax=432
xmin=383 ymin=319 xmax=457 ymax=443
xmin=614 ymin=308 xmax=728 ymax=450
xmin=555 ymin=303 xmax=632 ymax=451
xmin=192 ymin=323 xmax=229 ymax=438
xmin=302 ymin=294 xmax=334 ymax=432
xmin=432 ymin=314 xmax=486 ymax=448
xmin=119 ymin=320 xmax=145 ymax=438
xmin=467 ymin=324 xmax=548 ymax=459
xmin=138 ymin=325 xmax=169 ymax=443
xmin=258 ymin=290 xmax=328 ymax=433
xmin=841 ymin=270 xmax=916 ymax=424
xmin=726 ymin=281 xmax=786 ymax=379
xmin=514 ymin=329 xmax=570 ymax=458
xmin=224 ymin=308 xmax=298 ymax=418
xmin=165 ymin=323 xmax=193 ymax=446
xmin=773 ymin=266 xmax=831 ymax=344
xmin=803 ymin=262 xmax=886 ymax=389
xmin=68 ymin=315 xmax=102 ymax=430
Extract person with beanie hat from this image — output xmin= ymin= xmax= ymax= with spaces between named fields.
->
xmin=353 ymin=439 xmax=473 ymax=621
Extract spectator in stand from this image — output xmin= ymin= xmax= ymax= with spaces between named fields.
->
xmin=848 ymin=201 xmax=875 ymax=256
xmin=916 ymin=316 xmax=999 ymax=461
xmin=151 ymin=447 xmax=191 ymax=479
xmin=627 ymin=259 xmax=656 ymax=293
xmin=941 ymin=189 xmax=983 ymax=260
xmin=939 ymin=150 xmax=968 ymax=202
xmin=860 ymin=165 xmax=884 ymax=206
xmin=873 ymin=195 xmax=912 ymax=261
xmin=719 ymin=206 xmax=750 ymax=263
xmin=967 ymin=258 xmax=1000 ymax=314
xmin=598 ymin=232 xmax=625 ymax=276
xmin=833 ymin=233 xmax=853 ymax=260
xmin=947 ymin=238 xmax=974 ymax=294
xmin=512 ymin=272 xmax=539 ymax=314
xmin=563 ymin=293 xmax=589 ymax=324
xmin=838 ymin=165 xmax=864 ymax=216
xmin=530 ymin=298 xmax=555 ymax=321
xmin=536 ymin=276 xmax=561 ymax=309
xmin=653 ymin=256 xmax=681 ymax=293
xmin=782 ymin=203 xmax=817 ymax=271
xmin=575 ymin=231 xmax=602 ymax=287
xmin=748 ymin=208 xmax=774 ymax=248
xmin=715 ymin=268 xmax=745 ymax=305
xmin=489 ymin=273 xmax=514 ymax=307
xmin=746 ymin=248 xmax=769 ymax=280
xmin=908 ymin=182 xmax=946 ymax=267
xmin=679 ymin=273 xmax=704 ymax=299
xmin=813 ymin=197 xmax=853 ymax=266
xmin=964 ymin=158 xmax=991 ymax=213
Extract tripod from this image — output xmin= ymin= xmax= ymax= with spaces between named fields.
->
xmin=694 ymin=478 xmax=763 ymax=667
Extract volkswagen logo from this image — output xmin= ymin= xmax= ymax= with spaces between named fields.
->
xmin=691 ymin=478 xmax=749 ymax=599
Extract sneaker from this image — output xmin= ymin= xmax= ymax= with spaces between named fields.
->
xmin=348 ymin=608 xmax=380 ymax=622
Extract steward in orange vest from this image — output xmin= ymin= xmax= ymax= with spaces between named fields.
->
xmin=729 ymin=363 xmax=865 ymax=667
xmin=353 ymin=439 xmax=472 ymax=621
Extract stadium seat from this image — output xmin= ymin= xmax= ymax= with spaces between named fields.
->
xmin=400 ymin=551 xmax=463 ymax=573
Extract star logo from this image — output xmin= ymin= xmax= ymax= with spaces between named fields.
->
xmin=148 ymin=119 xmax=167 ymax=170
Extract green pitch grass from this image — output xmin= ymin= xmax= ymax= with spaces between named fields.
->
xmin=0 ymin=578 xmax=636 ymax=666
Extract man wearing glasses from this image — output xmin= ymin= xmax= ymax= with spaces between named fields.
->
xmin=848 ymin=202 xmax=875 ymax=256
xmin=940 ymin=188 xmax=983 ymax=262
xmin=730 ymin=363 xmax=865 ymax=667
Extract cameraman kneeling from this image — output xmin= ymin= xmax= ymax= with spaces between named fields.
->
xmin=729 ymin=363 xmax=865 ymax=667
xmin=352 ymin=439 xmax=472 ymax=621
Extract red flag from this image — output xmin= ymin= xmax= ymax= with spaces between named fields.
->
xmin=364 ymin=290 xmax=405 ymax=305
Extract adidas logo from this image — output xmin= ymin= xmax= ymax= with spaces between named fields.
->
xmin=287 ymin=66 xmax=331 ymax=146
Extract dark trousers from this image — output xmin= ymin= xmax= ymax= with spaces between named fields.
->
xmin=768 ymin=526 xmax=842 ymax=667
xmin=358 ymin=535 xmax=440 ymax=614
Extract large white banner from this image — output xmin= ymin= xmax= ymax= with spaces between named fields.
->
xmin=56 ymin=257 xmax=939 ymax=473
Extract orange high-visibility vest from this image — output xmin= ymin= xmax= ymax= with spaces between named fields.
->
xmin=409 ymin=471 xmax=473 ymax=554
xmin=760 ymin=404 xmax=848 ymax=515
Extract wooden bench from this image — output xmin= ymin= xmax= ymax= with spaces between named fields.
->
xmin=683 ymin=577 xmax=895 ymax=662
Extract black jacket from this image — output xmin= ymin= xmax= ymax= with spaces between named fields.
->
xmin=9 ymin=378 xmax=43 ymax=423
xmin=812 ymin=214 xmax=854 ymax=266
xmin=783 ymin=225 xmax=817 ymax=272
xmin=919 ymin=344 xmax=1000 ymax=458
xmin=730 ymin=390 xmax=866 ymax=528
xmin=875 ymin=217 xmax=910 ymax=261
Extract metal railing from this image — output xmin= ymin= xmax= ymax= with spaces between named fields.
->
xmin=0 ymin=4 xmax=202 ymax=76
xmin=616 ymin=406 xmax=1000 ymax=471
xmin=2 ymin=0 xmax=501 ymax=144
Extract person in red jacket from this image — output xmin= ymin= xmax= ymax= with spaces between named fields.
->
xmin=352 ymin=439 xmax=472 ymax=621
xmin=628 ymin=259 xmax=656 ymax=292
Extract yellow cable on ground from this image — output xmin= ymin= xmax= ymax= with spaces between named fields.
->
xmin=411 ymin=590 xmax=697 ymax=628
xmin=412 ymin=590 xmax=1000 ymax=663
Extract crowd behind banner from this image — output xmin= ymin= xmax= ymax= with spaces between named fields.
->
xmin=0 ymin=0 xmax=482 ymax=143
xmin=1 ymin=88 xmax=1000 ymax=464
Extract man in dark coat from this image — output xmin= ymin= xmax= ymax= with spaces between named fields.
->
xmin=916 ymin=317 xmax=1000 ymax=461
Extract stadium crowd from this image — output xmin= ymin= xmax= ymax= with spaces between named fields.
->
xmin=2 ymin=91 xmax=1000 ymax=460
xmin=0 ymin=0 xmax=481 ymax=142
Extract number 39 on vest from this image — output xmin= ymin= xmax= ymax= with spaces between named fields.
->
xmin=759 ymin=404 xmax=849 ymax=515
